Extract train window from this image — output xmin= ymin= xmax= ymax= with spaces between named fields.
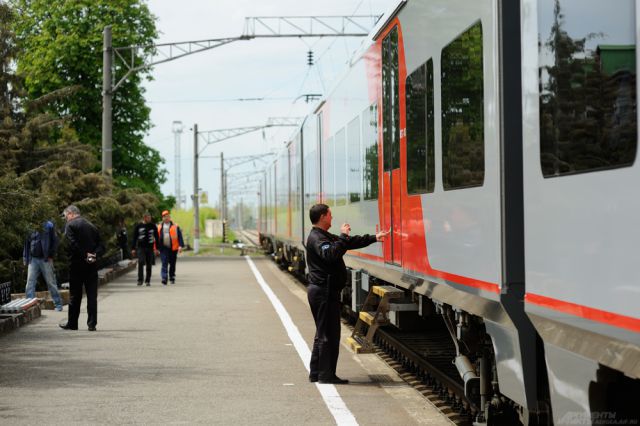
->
xmin=303 ymin=120 xmax=318 ymax=212
xmin=363 ymin=104 xmax=379 ymax=200
xmin=325 ymin=136 xmax=335 ymax=207
xmin=441 ymin=21 xmax=485 ymax=190
xmin=335 ymin=129 xmax=347 ymax=206
xmin=538 ymin=0 xmax=637 ymax=177
xmin=383 ymin=27 xmax=400 ymax=172
xmin=347 ymin=117 xmax=362 ymax=203
xmin=406 ymin=58 xmax=435 ymax=194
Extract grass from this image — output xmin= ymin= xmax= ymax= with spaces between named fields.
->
xmin=167 ymin=208 xmax=237 ymax=247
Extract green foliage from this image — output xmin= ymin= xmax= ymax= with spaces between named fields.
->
xmin=170 ymin=207 xmax=220 ymax=246
xmin=0 ymin=3 xmax=159 ymax=292
xmin=9 ymin=0 xmax=168 ymax=199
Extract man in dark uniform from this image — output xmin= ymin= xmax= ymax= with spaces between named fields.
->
xmin=131 ymin=212 xmax=160 ymax=286
xmin=60 ymin=205 xmax=104 ymax=331
xmin=305 ymin=203 xmax=388 ymax=384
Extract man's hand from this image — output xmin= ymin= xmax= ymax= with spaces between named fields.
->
xmin=131 ymin=249 xmax=136 ymax=257
xmin=376 ymin=229 xmax=390 ymax=242
xmin=178 ymin=247 xmax=183 ymax=254
xmin=340 ymin=223 xmax=351 ymax=235
xmin=47 ymin=257 xmax=54 ymax=263
xmin=154 ymin=250 xmax=160 ymax=256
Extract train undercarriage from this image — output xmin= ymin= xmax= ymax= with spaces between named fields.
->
xmin=260 ymin=237 xmax=549 ymax=426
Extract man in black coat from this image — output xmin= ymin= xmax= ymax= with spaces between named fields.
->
xmin=131 ymin=212 xmax=160 ymax=286
xmin=305 ymin=203 xmax=388 ymax=384
xmin=60 ymin=205 xmax=104 ymax=331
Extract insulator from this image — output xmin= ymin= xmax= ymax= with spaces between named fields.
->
xmin=307 ymin=50 xmax=314 ymax=66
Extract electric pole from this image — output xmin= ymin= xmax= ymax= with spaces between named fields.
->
xmin=102 ymin=26 xmax=112 ymax=176
xmin=193 ymin=124 xmax=200 ymax=254
xmin=172 ymin=121 xmax=184 ymax=209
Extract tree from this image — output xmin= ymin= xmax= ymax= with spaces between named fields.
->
xmin=0 ymin=2 xmax=161 ymax=290
xmin=9 ymin=0 xmax=170 ymax=201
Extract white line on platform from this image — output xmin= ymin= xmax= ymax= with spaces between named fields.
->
xmin=245 ymin=256 xmax=358 ymax=426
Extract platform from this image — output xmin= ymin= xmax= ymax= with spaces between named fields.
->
xmin=0 ymin=256 xmax=452 ymax=425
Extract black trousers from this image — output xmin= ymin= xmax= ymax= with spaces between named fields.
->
xmin=308 ymin=283 xmax=341 ymax=380
xmin=137 ymin=246 xmax=154 ymax=283
xmin=68 ymin=262 xmax=98 ymax=328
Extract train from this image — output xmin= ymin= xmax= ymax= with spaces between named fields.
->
xmin=258 ymin=0 xmax=640 ymax=424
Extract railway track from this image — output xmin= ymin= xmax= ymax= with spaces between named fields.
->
xmin=371 ymin=326 xmax=476 ymax=425
xmin=237 ymin=228 xmax=260 ymax=247
xmin=340 ymin=312 xmax=475 ymax=425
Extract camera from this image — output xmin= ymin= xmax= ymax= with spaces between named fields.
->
xmin=86 ymin=253 xmax=96 ymax=264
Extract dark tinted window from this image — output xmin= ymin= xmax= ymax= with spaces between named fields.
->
xmin=347 ymin=117 xmax=361 ymax=203
xmin=406 ymin=59 xmax=435 ymax=194
xmin=363 ymin=104 xmax=379 ymax=200
xmin=383 ymin=27 xmax=400 ymax=171
xmin=538 ymin=0 xmax=637 ymax=177
xmin=441 ymin=21 xmax=485 ymax=190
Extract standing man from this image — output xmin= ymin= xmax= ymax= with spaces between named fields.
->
xmin=157 ymin=210 xmax=184 ymax=285
xmin=23 ymin=220 xmax=63 ymax=311
xmin=131 ymin=212 xmax=160 ymax=286
xmin=306 ymin=203 xmax=388 ymax=384
xmin=60 ymin=205 xmax=103 ymax=331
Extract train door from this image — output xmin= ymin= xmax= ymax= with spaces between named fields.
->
xmin=381 ymin=26 xmax=402 ymax=265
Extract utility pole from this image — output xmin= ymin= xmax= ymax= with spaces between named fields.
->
xmin=193 ymin=124 xmax=200 ymax=254
xmin=172 ymin=121 xmax=184 ymax=208
xmin=101 ymin=26 xmax=112 ymax=176
xmin=220 ymin=153 xmax=224 ymax=223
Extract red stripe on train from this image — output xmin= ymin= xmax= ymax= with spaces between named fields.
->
xmin=347 ymin=251 xmax=500 ymax=294
xmin=526 ymin=292 xmax=640 ymax=333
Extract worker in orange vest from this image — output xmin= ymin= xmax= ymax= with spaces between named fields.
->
xmin=157 ymin=210 xmax=185 ymax=285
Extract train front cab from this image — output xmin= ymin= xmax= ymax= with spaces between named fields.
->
xmin=522 ymin=0 xmax=640 ymax=424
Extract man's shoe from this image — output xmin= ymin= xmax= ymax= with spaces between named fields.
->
xmin=137 ymin=281 xmax=143 ymax=286
xmin=162 ymin=280 xmax=167 ymax=285
xmin=59 ymin=322 xmax=77 ymax=330
xmin=55 ymin=306 xmax=63 ymax=312
xmin=146 ymin=282 xmax=150 ymax=286
xmin=88 ymin=326 xmax=96 ymax=331
xmin=318 ymin=376 xmax=349 ymax=385
xmin=170 ymin=280 xmax=175 ymax=285
xmin=309 ymin=375 xmax=318 ymax=383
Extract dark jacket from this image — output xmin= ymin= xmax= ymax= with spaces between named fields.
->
xmin=131 ymin=222 xmax=159 ymax=250
xmin=64 ymin=216 xmax=104 ymax=266
xmin=305 ymin=226 xmax=376 ymax=295
xmin=23 ymin=220 xmax=58 ymax=265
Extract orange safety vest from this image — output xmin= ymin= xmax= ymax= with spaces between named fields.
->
xmin=157 ymin=222 xmax=180 ymax=251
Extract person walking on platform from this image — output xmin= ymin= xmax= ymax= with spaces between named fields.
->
xmin=157 ymin=210 xmax=184 ymax=285
xmin=131 ymin=212 xmax=159 ymax=286
xmin=59 ymin=205 xmax=104 ymax=331
xmin=23 ymin=220 xmax=63 ymax=311
xmin=305 ymin=203 xmax=388 ymax=384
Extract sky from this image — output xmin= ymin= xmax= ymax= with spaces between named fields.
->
xmin=142 ymin=0 xmax=398 ymax=214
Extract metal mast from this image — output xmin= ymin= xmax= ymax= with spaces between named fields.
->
xmin=172 ymin=121 xmax=184 ymax=209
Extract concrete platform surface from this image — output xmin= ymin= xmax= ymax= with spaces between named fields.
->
xmin=0 ymin=256 xmax=452 ymax=425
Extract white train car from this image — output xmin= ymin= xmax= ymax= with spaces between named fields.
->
xmin=259 ymin=0 xmax=640 ymax=423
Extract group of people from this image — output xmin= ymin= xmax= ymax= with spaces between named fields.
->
xmin=23 ymin=206 xmax=183 ymax=332
xmin=130 ymin=210 xmax=184 ymax=286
